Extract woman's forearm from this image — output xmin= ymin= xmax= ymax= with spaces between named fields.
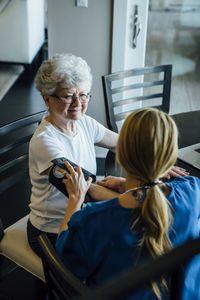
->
xmin=88 ymin=183 xmax=120 ymax=202
xmin=58 ymin=196 xmax=83 ymax=235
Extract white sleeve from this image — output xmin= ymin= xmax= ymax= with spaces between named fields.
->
xmin=83 ymin=115 xmax=106 ymax=144
xmin=30 ymin=132 xmax=67 ymax=175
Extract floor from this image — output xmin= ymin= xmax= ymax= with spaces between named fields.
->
xmin=0 ymin=268 xmax=46 ymax=300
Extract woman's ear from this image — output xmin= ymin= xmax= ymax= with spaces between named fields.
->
xmin=42 ymin=94 xmax=50 ymax=107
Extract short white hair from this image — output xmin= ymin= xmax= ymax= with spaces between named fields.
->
xmin=35 ymin=53 xmax=92 ymax=95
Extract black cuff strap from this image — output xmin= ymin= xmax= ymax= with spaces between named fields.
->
xmin=49 ymin=157 xmax=96 ymax=197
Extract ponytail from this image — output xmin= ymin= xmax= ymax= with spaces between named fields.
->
xmin=140 ymin=186 xmax=172 ymax=257
xmin=131 ymin=185 xmax=172 ymax=299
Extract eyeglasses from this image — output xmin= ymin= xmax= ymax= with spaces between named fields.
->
xmin=51 ymin=93 xmax=91 ymax=104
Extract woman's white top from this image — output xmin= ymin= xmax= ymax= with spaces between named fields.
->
xmin=29 ymin=114 xmax=105 ymax=233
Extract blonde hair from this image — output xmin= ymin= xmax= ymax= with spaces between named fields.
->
xmin=117 ymin=108 xmax=178 ymax=299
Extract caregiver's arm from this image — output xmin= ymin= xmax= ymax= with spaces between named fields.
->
xmin=58 ymin=161 xmax=92 ymax=234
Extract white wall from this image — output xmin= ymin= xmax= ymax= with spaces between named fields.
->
xmin=47 ymin=0 xmax=112 ymax=126
xmin=112 ymin=0 xmax=149 ymax=71
xmin=111 ymin=0 xmax=149 ymax=132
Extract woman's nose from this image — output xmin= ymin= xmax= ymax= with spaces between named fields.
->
xmin=71 ymin=96 xmax=81 ymax=106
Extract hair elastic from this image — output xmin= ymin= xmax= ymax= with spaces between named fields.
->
xmin=123 ymin=180 xmax=162 ymax=195
xmin=143 ymin=180 xmax=162 ymax=189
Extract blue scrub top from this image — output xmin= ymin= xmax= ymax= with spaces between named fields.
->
xmin=56 ymin=176 xmax=200 ymax=300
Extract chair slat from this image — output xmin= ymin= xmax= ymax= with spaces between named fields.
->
xmin=0 ymin=154 xmax=28 ymax=173
xmin=106 ymin=64 xmax=172 ymax=81
xmin=111 ymin=79 xmax=165 ymax=95
xmin=113 ymin=93 xmax=164 ymax=107
xmin=114 ymin=111 xmax=132 ymax=122
xmin=102 ymin=64 xmax=172 ymax=133
xmin=0 ymin=111 xmax=46 ymax=136
xmin=0 ymin=136 xmax=32 ymax=155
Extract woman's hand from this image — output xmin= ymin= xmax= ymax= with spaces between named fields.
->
xmin=62 ymin=161 xmax=92 ymax=208
xmin=97 ymin=176 xmax=126 ymax=193
xmin=165 ymin=166 xmax=190 ymax=179
xmin=58 ymin=161 xmax=92 ymax=235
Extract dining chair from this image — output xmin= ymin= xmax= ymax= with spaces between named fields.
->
xmin=102 ymin=64 xmax=172 ymax=133
xmin=38 ymin=233 xmax=89 ymax=300
xmin=74 ymin=237 xmax=200 ymax=300
xmin=0 ymin=111 xmax=46 ymax=282
xmin=38 ymin=234 xmax=200 ymax=300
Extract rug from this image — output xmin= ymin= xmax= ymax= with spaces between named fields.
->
xmin=0 ymin=64 xmax=24 ymax=101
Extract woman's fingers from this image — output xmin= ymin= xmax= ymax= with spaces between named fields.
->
xmin=74 ymin=166 xmax=82 ymax=176
xmin=168 ymin=166 xmax=190 ymax=177
xmin=97 ymin=176 xmax=112 ymax=185
xmin=99 ymin=176 xmax=115 ymax=182
xmin=87 ymin=176 xmax=92 ymax=186
xmin=64 ymin=161 xmax=76 ymax=174
xmin=61 ymin=163 xmax=91 ymax=194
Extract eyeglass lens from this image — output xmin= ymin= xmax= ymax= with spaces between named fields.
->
xmin=53 ymin=94 xmax=90 ymax=104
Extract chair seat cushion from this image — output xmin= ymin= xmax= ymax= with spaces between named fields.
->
xmin=0 ymin=215 xmax=45 ymax=281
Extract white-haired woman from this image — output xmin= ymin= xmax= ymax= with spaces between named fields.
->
xmin=56 ymin=108 xmax=200 ymax=300
xmin=27 ymin=53 xmax=119 ymax=256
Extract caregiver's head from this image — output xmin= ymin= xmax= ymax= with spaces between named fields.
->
xmin=117 ymin=107 xmax=178 ymax=182
xmin=35 ymin=53 xmax=92 ymax=122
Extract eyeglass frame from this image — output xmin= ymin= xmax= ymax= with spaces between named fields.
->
xmin=50 ymin=93 xmax=91 ymax=104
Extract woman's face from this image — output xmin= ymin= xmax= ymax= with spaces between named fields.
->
xmin=45 ymin=85 xmax=90 ymax=123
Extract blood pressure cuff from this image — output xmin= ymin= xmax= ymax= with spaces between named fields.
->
xmin=49 ymin=157 xmax=96 ymax=197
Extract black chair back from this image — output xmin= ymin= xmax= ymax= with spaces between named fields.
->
xmin=38 ymin=233 xmax=89 ymax=300
xmin=102 ymin=64 xmax=172 ymax=132
xmin=74 ymin=238 xmax=200 ymax=300
xmin=0 ymin=111 xmax=46 ymax=227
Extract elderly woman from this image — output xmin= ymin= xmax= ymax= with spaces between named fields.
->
xmin=27 ymin=53 xmax=118 ymax=256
